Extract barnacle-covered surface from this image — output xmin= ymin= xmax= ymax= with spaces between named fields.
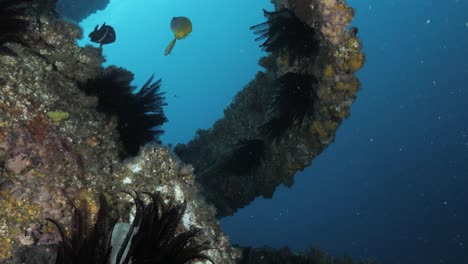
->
xmin=0 ymin=9 xmax=237 ymax=262
xmin=175 ymin=0 xmax=365 ymax=217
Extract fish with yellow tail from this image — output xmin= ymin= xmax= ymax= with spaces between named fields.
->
xmin=164 ymin=16 xmax=192 ymax=56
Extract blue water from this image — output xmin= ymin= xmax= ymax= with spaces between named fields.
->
xmin=77 ymin=0 xmax=468 ymax=263
xmin=78 ymin=0 xmax=272 ymax=144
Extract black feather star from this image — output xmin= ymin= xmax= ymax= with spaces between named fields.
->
xmin=116 ymin=192 xmax=214 ymax=264
xmin=250 ymin=8 xmax=319 ymax=64
xmin=0 ymin=0 xmax=34 ymax=54
xmin=46 ymin=194 xmax=117 ymax=264
xmin=44 ymin=191 xmax=213 ymax=264
xmin=260 ymin=72 xmax=318 ymax=140
xmin=221 ymin=139 xmax=265 ymax=174
xmin=78 ymin=67 xmax=168 ymax=157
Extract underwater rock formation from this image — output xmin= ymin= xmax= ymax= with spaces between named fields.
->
xmin=0 ymin=4 xmax=236 ymax=262
xmin=175 ymin=0 xmax=364 ymax=217
xmin=238 ymin=246 xmax=378 ymax=264
xmin=0 ymin=0 xmax=366 ymax=262
xmin=55 ymin=0 xmax=110 ymax=22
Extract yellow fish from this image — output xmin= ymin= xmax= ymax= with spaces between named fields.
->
xmin=164 ymin=16 xmax=192 ymax=56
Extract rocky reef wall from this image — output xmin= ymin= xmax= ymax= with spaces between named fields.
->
xmin=175 ymin=0 xmax=365 ymax=217
xmin=0 ymin=5 xmax=235 ymax=262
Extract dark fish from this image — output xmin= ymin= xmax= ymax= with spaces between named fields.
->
xmin=89 ymin=22 xmax=116 ymax=47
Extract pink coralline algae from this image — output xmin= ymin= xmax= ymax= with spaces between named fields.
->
xmin=5 ymin=153 xmax=30 ymax=174
xmin=0 ymin=125 xmax=89 ymax=255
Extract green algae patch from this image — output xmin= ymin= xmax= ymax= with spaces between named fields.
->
xmin=47 ymin=111 xmax=69 ymax=122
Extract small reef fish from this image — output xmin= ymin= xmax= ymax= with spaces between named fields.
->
xmin=164 ymin=16 xmax=192 ymax=56
xmin=89 ymin=23 xmax=116 ymax=47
